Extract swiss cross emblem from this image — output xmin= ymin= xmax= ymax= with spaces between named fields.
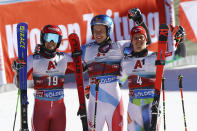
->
xmin=97 ymin=53 xmax=105 ymax=57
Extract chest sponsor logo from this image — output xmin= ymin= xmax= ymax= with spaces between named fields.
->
xmin=98 ymin=76 xmax=117 ymax=84
xmin=35 ymin=89 xmax=64 ymax=98
xmin=134 ymin=59 xmax=145 ymax=69
xmin=48 ymin=61 xmax=56 ymax=70
xmin=131 ymin=89 xmax=154 ymax=99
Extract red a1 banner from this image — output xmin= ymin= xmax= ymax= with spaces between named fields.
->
xmin=0 ymin=0 xmax=174 ymax=85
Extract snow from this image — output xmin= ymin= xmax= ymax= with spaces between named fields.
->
xmin=0 ymin=66 xmax=197 ymax=131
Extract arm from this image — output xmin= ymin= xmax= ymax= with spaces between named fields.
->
xmin=118 ymin=75 xmax=128 ymax=87
xmin=12 ymin=59 xmax=26 ymax=87
xmin=175 ymin=42 xmax=186 ymax=57
xmin=118 ymin=62 xmax=128 ymax=87
xmin=141 ymin=22 xmax=152 ymax=45
xmin=12 ymin=55 xmax=33 ymax=86
xmin=173 ymin=25 xmax=186 ymax=57
xmin=128 ymin=8 xmax=152 ymax=45
xmin=166 ymin=25 xmax=186 ymax=63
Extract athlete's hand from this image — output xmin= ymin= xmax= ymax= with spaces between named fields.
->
xmin=128 ymin=8 xmax=143 ymax=25
xmin=12 ymin=59 xmax=26 ymax=71
xmin=170 ymin=25 xmax=185 ymax=44
xmin=174 ymin=26 xmax=185 ymax=43
xmin=12 ymin=59 xmax=25 ymax=87
xmin=85 ymin=85 xmax=90 ymax=99
xmin=34 ymin=44 xmax=41 ymax=53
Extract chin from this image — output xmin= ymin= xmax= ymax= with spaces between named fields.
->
xmin=48 ymin=48 xmax=55 ymax=51
xmin=135 ymin=49 xmax=143 ymax=52
xmin=96 ymin=40 xmax=103 ymax=44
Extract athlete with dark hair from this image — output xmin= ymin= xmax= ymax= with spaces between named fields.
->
xmin=12 ymin=25 xmax=75 ymax=131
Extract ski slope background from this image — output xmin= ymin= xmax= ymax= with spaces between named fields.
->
xmin=0 ymin=66 xmax=197 ymax=131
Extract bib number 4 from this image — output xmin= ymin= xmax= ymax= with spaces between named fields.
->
xmin=137 ymin=75 xmax=142 ymax=85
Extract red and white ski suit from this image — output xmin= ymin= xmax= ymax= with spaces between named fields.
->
xmin=27 ymin=52 xmax=74 ymax=131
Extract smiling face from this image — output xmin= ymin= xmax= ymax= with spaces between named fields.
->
xmin=131 ymin=33 xmax=147 ymax=52
xmin=92 ymin=25 xmax=107 ymax=44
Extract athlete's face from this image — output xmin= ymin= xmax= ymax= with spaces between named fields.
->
xmin=45 ymin=41 xmax=57 ymax=51
xmin=93 ymin=25 xmax=107 ymax=44
xmin=131 ymin=33 xmax=147 ymax=52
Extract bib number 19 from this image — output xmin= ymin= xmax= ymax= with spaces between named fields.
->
xmin=48 ymin=76 xmax=58 ymax=86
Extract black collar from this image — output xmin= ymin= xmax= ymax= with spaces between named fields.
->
xmin=97 ymin=37 xmax=112 ymax=53
xmin=129 ymin=48 xmax=148 ymax=58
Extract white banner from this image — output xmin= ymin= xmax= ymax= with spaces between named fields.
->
xmin=0 ymin=32 xmax=7 ymax=85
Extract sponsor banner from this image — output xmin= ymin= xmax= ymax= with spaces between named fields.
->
xmin=179 ymin=0 xmax=197 ymax=43
xmin=0 ymin=33 xmax=7 ymax=85
xmin=0 ymin=0 xmax=172 ymax=84
xmin=34 ymin=89 xmax=64 ymax=101
xmin=130 ymin=89 xmax=155 ymax=99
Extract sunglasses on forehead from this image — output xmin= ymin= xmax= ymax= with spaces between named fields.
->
xmin=43 ymin=33 xmax=60 ymax=44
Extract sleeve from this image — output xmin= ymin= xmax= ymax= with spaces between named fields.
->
xmin=175 ymin=42 xmax=186 ymax=57
xmin=166 ymin=25 xmax=186 ymax=60
xmin=165 ymin=32 xmax=186 ymax=64
xmin=81 ymin=44 xmax=88 ymax=72
xmin=81 ymin=44 xmax=86 ymax=62
xmin=141 ymin=22 xmax=152 ymax=45
xmin=27 ymin=55 xmax=33 ymax=78
xmin=65 ymin=53 xmax=75 ymax=74
xmin=13 ymin=55 xmax=33 ymax=86
xmin=13 ymin=73 xmax=19 ymax=87
xmin=118 ymin=59 xmax=128 ymax=86
xmin=118 ymin=72 xmax=128 ymax=86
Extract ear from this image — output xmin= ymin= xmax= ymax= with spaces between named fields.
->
xmin=145 ymin=39 xmax=148 ymax=43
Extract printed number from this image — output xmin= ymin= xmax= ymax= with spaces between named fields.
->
xmin=48 ymin=76 xmax=58 ymax=86
xmin=137 ymin=75 xmax=142 ymax=85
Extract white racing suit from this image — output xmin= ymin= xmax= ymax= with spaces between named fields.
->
xmin=82 ymin=40 xmax=128 ymax=131
xmin=120 ymin=40 xmax=184 ymax=131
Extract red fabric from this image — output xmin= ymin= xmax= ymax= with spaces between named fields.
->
xmin=32 ymin=98 xmax=66 ymax=131
xmin=128 ymin=75 xmax=155 ymax=89
xmin=65 ymin=62 xmax=75 ymax=74
xmin=0 ymin=0 xmax=169 ymax=84
xmin=130 ymin=26 xmax=147 ymax=41
xmin=41 ymin=25 xmax=62 ymax=36
xmin=112 ymin=97 xmax=124 ymax=131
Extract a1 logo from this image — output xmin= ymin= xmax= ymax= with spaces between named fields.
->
xmin=134 ymin=59 xmax=145 ymax=69
xmin=48 ymin=61 xmax=56 ymax=70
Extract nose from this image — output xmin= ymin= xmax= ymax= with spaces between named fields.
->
xmin=50 ymin=40 xmax=55 ymax=43
xmin=95 ymin=30 xmax=103 ymax=35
